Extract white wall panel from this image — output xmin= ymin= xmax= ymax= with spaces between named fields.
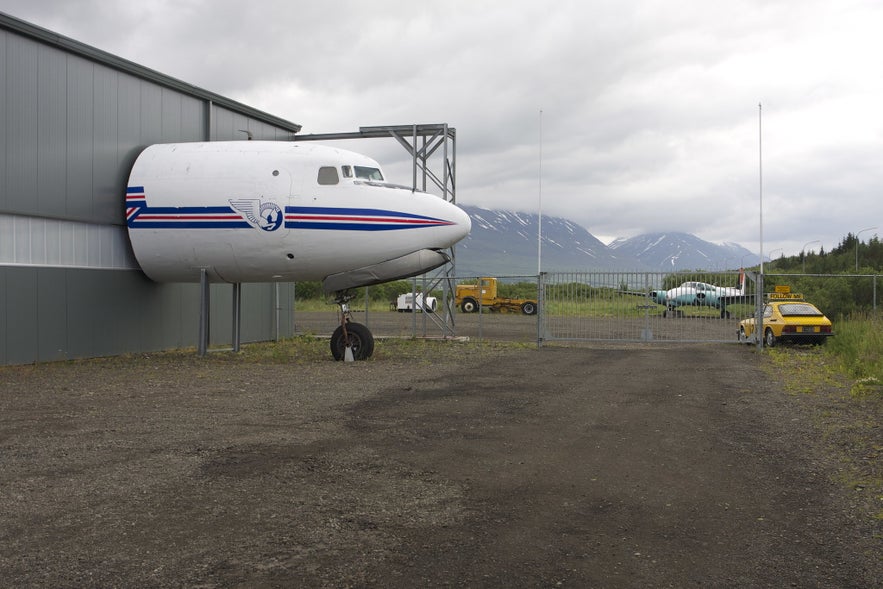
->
xmin=0 ymin=213 xmax=138 ymax=269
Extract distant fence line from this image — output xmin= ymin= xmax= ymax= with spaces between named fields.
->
xmin=292 ymin=272 xmax=880 ymax=345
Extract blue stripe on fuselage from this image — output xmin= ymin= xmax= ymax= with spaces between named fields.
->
xmin=125 ymin=189 xmax=451 ymax=231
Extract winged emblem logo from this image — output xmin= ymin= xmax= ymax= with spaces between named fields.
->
xmin=229 ymin=199 xmax=283 ymax=232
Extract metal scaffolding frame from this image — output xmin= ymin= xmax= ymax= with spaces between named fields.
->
xmin=293 ymin=124 xmax=460 ymax=338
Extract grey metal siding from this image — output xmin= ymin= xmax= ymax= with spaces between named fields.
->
xmin=2 ymin=35 xmax=218 ymax=226
xmin=38 ymin=267 xmax=68 ymax=361
xmin=66 ymin=57 xmax=95 ymax=220
xmin=0 ymin=266 xmax=296 ymax=364
xmin=139 ymin=83 xmax=163 ymax=151
xmin=37 ymin=43 xmax=69 ymax=218
xmin=3 ymin=267 xmax=38 ymax=364
xmin=2 ymin=24 xmax=295 ymax=226
xmin=1 ymin=14 xmax=302 ymax=364
xmin=5 ymin=34 xmax=40 ymax=214
xmin=93 ymin=67 xmax=122 ymax=222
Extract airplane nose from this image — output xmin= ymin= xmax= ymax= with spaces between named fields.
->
xmin=448 ymin=201 xmax=472 ymax=243
xmin=410 ymin=193 xmax=471 ymax=249
xmin=426 ymin=197 xmax=471 ymax=248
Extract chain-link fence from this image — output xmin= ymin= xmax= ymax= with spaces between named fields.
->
xmin=292 ymin=272 xmax=880 ymax=345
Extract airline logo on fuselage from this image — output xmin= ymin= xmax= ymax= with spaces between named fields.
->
xmin=125 ymin=186 xmax=456 ymax=232
xmin=229 ymin=199 xmax=284 ymax=232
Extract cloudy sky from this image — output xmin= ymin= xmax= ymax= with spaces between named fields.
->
xmin=4 ymin=0 xmax=882 ymax=258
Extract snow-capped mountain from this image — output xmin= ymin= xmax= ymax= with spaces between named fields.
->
xmin=456 ymin=206 xmax=629 ymax=276
xmin=608 ymin=232 xmax=755 ymax=270
xmin=454 ymin=206 xmax=756 ymax=276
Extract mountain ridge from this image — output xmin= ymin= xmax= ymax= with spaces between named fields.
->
xmin=455 ymin=205 xmax=756 ymax=276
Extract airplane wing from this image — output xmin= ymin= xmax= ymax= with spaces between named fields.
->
xmin=718 ymin=293 xmax=756 ymax=306
xmin=618 ymin=289 xmax=655 ymax=298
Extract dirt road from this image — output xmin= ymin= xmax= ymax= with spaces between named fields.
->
xmin=1 ymin=342 xmax=880 ymax=587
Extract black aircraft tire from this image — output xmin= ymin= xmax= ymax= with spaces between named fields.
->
xmin=330 ymin=322 xmax=375 ymax=361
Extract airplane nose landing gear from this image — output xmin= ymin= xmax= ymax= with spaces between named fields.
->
xmin=330 ymin=291 xmax=375 ymax=361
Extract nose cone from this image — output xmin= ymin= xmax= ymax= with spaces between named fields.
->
xmin=446 ymin=201 xmax=472 ymax=246
xmin=418 ymin=194 xmax=470 ymax=248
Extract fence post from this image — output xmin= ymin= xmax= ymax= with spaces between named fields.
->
xmin=755 ymin=272 xmax=764 ymax=350
xmin=537 ymin=272 xmax=545 ymax=348
xmin=641 ymin=272 xmax=653 ymax=341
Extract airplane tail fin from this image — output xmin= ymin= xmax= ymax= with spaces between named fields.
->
xmin=738 ymin=268 xmax=745 ymax=293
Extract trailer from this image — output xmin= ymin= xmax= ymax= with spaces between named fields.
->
xmin=394 ymin=292 xmax=438 ymax=313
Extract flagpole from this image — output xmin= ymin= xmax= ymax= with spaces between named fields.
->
xmin=538 ymin=109 xmax=543 ymax=276
xmin=758 ymin=102 xmax=764 ymax=276
xmin=756 ymin=102 xmax=764 ymax=348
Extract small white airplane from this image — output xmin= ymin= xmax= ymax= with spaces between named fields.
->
xmin=126 ymin=141 xmax=471 ymax=360
xmin=648 ymin=270 xmax=752 ymax=318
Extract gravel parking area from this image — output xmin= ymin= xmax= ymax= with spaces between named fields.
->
xmin=1 ymin=340 xmax=880 ymax=587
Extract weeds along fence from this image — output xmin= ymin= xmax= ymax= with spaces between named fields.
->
xmin=290 ymin=272 xmax=881 ymax=344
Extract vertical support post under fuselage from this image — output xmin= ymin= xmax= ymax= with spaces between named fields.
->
xmin=233 ymin=282 xmax=242 ymax=353
xmin=198 ymin=268 xmax=210 ymax=356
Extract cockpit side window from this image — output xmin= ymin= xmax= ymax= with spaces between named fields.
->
xmin=341 ymin=165 xmax=353 ymax=178
xmin=317 ymin=166 xmax=340 ymax=185
xmin=354 ymin=166 xmax=384 ymax=181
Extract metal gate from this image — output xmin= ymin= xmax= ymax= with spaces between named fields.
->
xmin=540 ymin=271 xmax=757 ymax=343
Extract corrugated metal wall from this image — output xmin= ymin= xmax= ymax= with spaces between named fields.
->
xmin=0 ymin=14 xmax=303 ymax=365
xmin=0 ymin=267 xmax=295 ymax=364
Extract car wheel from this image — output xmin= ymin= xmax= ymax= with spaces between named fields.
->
xmin=764 ymin=328 xmax=776 ymax=348
xmin=521 ymin=301 xmax=537 ymax=315
xmin=461 ymin=298 xmax=478 ymax=313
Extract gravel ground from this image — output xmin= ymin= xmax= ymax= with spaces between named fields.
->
xmin=1 ymin=339 xmax=880 ymax=588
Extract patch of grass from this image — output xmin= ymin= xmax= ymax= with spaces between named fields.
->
xmin=202 ymin=335 xmax=526 ymax=366
xmin=763 ymin=347 xmax=843 ymax=395
xmin=827 ymin=314 xmax=883 ymax=398
xmin=761 ymin=320 xmax=883 ymax=527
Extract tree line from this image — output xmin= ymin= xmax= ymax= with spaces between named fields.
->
xmin=760 ymin=233 xmax=882 ymax=318
xmin=768 ymin=233 xmax=882 ymax=274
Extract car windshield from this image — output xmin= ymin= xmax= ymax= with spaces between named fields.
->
xmin=778 ymin=303 xmax=824 ymax=317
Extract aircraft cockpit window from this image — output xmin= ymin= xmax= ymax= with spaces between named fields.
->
xmin=354 ymin=166 xmax=384 ymax=181
xmin=318 ymin=166 xmax=340 ymax=185
xmin=341 ymin=165 xmax=353 ymax=178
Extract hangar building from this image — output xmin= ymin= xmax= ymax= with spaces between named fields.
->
xmin=1 ymin=13 xmax=303 ymax=365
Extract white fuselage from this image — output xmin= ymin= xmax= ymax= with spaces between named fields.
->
xmin=126 ymin=141 xmax=471 ymax=285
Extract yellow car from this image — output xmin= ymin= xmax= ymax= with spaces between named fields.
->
xmin=739 ymin=294 xmax=834 ymax=347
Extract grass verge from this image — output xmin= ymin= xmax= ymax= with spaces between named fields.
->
xmin=762 ymin=321 xmax=883 ymax=529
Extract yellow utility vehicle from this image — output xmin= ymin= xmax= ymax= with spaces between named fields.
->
xmin=455 ymin=277 xmax=537 ymax=315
